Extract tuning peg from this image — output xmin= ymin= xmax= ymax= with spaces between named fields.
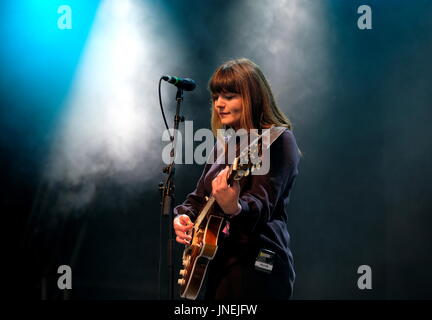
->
xmin=178 ymin=279 xmax=186 ymax=286
xmin=179 ymin=269 xmax=187 ymax=276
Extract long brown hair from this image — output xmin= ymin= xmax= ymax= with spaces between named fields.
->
xmin=208 ymin=58 xmax=292 ymax=136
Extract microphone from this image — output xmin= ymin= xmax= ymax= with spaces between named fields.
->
xmin=162 ymin=75 xmax=196 ymax=91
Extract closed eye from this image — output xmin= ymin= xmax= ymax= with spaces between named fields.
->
xmin=212 ymin=93 xmax=238 ymax=101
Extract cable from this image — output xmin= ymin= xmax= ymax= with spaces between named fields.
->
xmin=159 ymin=77 xmax=171 ymax=134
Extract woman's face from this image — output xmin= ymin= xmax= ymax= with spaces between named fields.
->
xmin=213 ymin=92 xmax=243 ymax=130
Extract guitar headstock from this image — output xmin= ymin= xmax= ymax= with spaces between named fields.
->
xmin=227 ymin=143 xmax=263 ymax=184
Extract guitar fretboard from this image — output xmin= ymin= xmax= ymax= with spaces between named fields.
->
xmin=194 ymin=195 xmax=217 ymax=232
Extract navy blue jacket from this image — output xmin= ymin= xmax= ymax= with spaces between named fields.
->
xmin=174 ymin=128 xmax=300 ymax=299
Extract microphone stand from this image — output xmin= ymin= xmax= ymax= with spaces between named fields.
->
xmin=158 ymin=88 xmax=184 ymax=300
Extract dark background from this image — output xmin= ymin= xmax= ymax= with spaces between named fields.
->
xmin=1 ymin=0 xmax=432 ymax=299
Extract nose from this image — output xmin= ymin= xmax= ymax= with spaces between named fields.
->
xmin=215 ymin=96 xmax=225 ymax=109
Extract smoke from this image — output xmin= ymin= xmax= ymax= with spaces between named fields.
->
xmin=40 ymin=0 xmax=331 ymax=214
xmin=219 ymin=0 xmax=332 ymax=128
xmin=44 ymin=0 xmax=186 ymax=212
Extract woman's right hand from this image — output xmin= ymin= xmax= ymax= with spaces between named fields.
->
xmin=174 ymin=214 xmax=194 ymax=245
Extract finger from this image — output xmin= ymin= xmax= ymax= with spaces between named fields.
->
xmin=175 ymin=229 xmax=192 ymax=241
xmin=211 ymin=177 xmax=218 ymax=196
xmin=217 ymin=167 xmax=226 ymax=177
xmin=179 ymin=215 xmax=192 ymax=225
xmin=175 ymin=223 xmax=193 ymax=233
xmin=180 ymin=215 xmax=193 ymax=229
xmin=174 ymin=227 xmax=192 ymax=239
xmin=176 ymin=215 xmax=193 ymax=230
xmin=179 ymin=214 xmax=190 ymax=222
xmin=213 ymin=167 xmax=227 ymax=192
xmin=220 ymin=166 xmax=229 ymax=189
xmin=183 ymin=221 xmax=192 ymax=230
xmin=176 ymin=236 xmax=190 ymax=245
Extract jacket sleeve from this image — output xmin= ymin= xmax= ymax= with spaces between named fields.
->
xmin=173 ymin=163 xmax=212 ymax=221
xmin=229 ymin=130 xmax=300 ymax=234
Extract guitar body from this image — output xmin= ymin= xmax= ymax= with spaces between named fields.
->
xmin=178 ymin=214 xmax=224 ymax=300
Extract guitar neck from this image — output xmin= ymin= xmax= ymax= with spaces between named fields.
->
xmin=192 ymin=150 xmax=251 ymax=231
xmin=194 ymin=195 xmax=217 ymax=231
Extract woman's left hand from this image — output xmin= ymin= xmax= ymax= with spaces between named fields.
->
xmin=211 ymin=166 xmax=241 ymax=215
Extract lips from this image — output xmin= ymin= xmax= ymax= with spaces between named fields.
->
xmin=219 ymin=112 xmax=231 ymax=116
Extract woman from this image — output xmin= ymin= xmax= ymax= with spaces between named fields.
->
xmin=173 ymin=58 xmax=300 ymax=300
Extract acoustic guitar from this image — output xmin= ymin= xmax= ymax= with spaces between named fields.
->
xmin=177 ymin=143 xmax=262 ymax=300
